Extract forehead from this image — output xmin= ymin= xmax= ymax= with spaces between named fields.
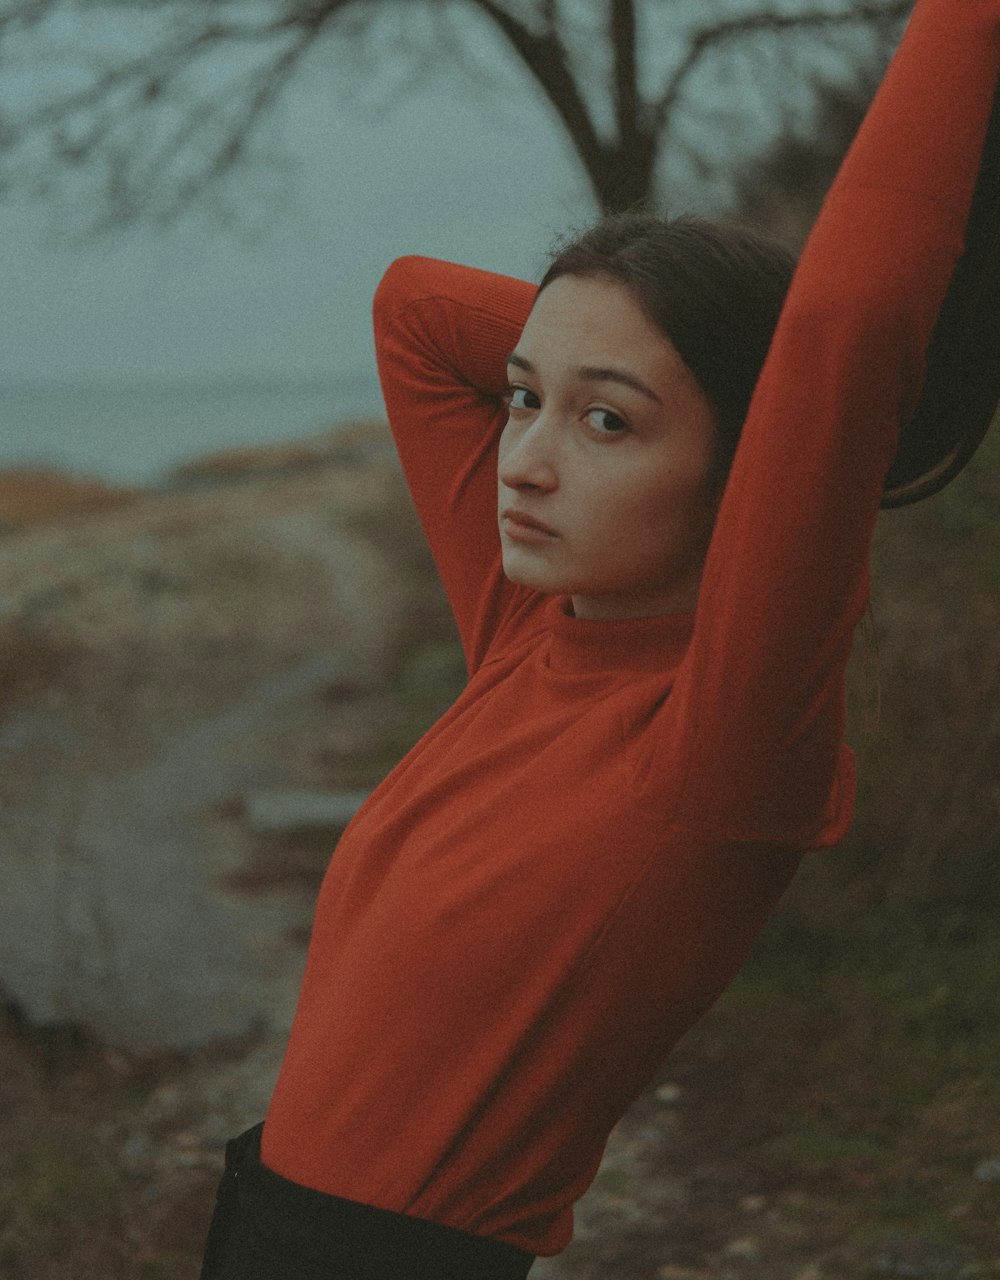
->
xmin=518 ymin=274 xmax=686 ymax=378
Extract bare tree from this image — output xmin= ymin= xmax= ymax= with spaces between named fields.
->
xmin=0 ymin=0 xmax=912 ymax=228
xmin=736 ymin=67 xmax=883 ymax=245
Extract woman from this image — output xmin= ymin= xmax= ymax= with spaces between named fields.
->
xmin=201 ymin=1 xmax=1000 ymax=1275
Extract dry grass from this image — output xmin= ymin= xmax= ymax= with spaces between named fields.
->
xmin=1 ymin=422 xmax=998 ymax=1278
xmin=0 ymin=469 xmax=139 ymax=531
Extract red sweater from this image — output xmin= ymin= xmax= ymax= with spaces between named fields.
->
xmin=263 ymin=0 xmax=1000 ymax=1257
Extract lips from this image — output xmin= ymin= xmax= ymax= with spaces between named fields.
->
xmin=500 ymin=508 xmax=558 ymax=542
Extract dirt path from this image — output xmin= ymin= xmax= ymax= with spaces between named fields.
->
xmin=2 ymin=426 xmax=998 ymax=1279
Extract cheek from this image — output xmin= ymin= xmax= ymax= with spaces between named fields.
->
xmin=613 ymin=468 xmax=718 ymax=558
xmin=618 ymin=465 xmax=708 ymax=524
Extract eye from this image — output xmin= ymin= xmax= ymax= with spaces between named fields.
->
xmin=584 ymin=407 xmax=629 ymax=436
xmin=506 ymin=385 xmax=541 ymax=413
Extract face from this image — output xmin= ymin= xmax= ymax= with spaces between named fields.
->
xmin=497 ymin=273 xmax=719 ymax=620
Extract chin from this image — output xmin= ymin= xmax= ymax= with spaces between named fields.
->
xmin=500 ymin=549 xmax=563 ymax=594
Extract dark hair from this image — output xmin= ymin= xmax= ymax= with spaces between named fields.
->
xmin=538 ymin=214 xmax=797 ymax=481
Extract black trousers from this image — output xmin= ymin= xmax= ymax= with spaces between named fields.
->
xmin=199 ymin=1124 xmax=535 ymax=1280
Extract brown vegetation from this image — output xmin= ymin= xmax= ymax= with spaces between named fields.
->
xmin=0 ymin=468 xmax=140 ymax=532
xmin=1 ymin=419 xmax=997 ymax=1279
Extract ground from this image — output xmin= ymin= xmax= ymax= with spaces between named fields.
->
xmin=3 ymin=872 xmax=999 ymax=1280
xmin=2 ymin=427 xmax=999 ymax=1279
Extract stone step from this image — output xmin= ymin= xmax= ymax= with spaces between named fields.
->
xmin=244 ymin=789 xmax=370 ymax=833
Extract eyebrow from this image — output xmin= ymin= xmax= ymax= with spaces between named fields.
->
xmin=506 ymin=351 xmax=663 ymax=407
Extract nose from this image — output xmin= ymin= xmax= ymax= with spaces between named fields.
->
xmin=498 ymin=415 xmax=558 ymax=493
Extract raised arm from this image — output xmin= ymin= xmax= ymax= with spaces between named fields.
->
xmin=661 ymin=0 xmax=1000 ymax=844
xmin=373 ymin=256 xmax=538 ymax=670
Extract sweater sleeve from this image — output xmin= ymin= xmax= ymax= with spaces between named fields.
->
xmin=372 ymin=256 xmax=539 ymax=672
xmin=660 ymin=0 xmax=1000 ymax=845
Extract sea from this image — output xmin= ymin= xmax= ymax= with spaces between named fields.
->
xmin=0 ymin=371 xmax=386 ymax=486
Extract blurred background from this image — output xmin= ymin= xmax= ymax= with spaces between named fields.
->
xmin=1 ymin=0 xmax=893 ymax=481
xmin=1 ymin=2 xmax=998 ymax=1278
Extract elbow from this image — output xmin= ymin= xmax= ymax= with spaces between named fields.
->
xmin=372 ymin=255 xmax=441 ymax=330
xmin=372 ymin=256 xmax=416 ymax=329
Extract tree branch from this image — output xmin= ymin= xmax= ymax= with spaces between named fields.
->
xmin=0 ymin=0 xmax=49 ymax=32
xmin=651 ymin=0 xmax=912 ymax=139
xmin=126 ymin=25 xmax=319 ymax=225
xmin=0 ymin=0 xmax=365 ymax=224
xmin=466 ymin=0 xmax=607 ymax=184
xmin=610 ymin=0 xmax=640 ymax=147
xmin=0 ymin=0 xmax=921 ymax=226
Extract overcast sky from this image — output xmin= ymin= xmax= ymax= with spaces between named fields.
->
xmin=3 ymin=69 xmax=594 ymax=388
xmin=2 ymin=19 xmax=608 ymax=475
xmin=5 ymin=0 xmax=834 ymax=387
xmin=1 ymin=3 xmax=885 ymax=477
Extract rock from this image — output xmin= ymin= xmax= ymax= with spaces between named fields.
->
xmin=0 ymin=467 xmax=140 ymax=531
xmin=0 ymin=428 xmax=436 ymax=1051
xmin=724 ymin=1236 xmax=761 ymax=1261
xmin=972 ymin=1156 xmax=1000 ymax=1182
xmin=244 ymin=788 xmax=370 ymax=833
xmin=870 ymin=1233 xmax=968 ymax=1278
xmin=168 ymin=418 xmax=395 ymax=485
